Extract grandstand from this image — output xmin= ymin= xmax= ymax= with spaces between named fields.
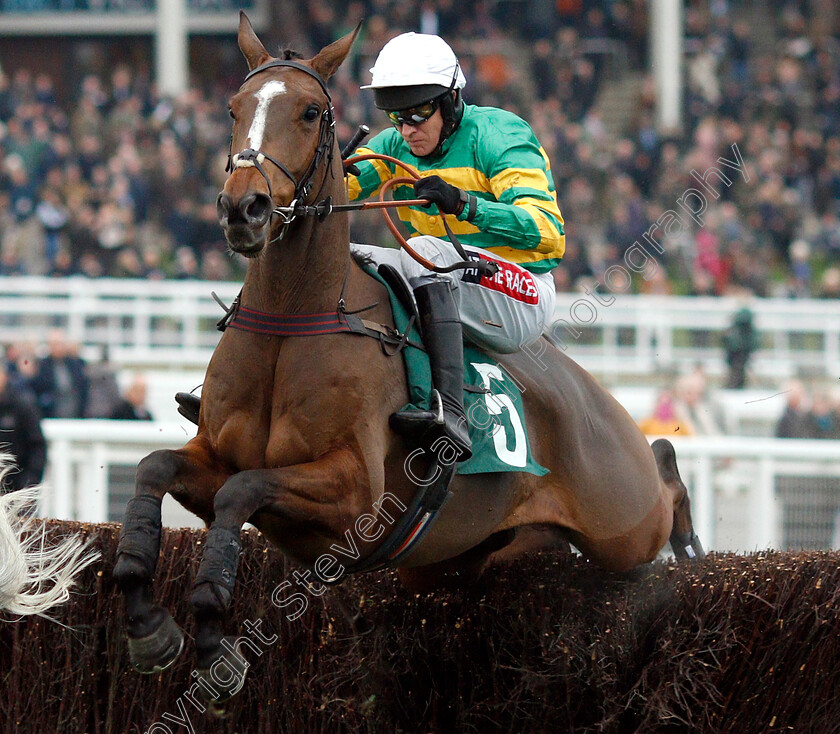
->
xmin=1 ymin=1 xmax=840 ymax=549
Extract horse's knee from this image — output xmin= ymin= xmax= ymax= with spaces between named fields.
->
xmin=113 ymin=549 xmax=153 ymax=591
xmin=191 ymin=525 xmax=242 ymax=626
xmin=116 ymin=451 xmax=184 ymax=585
xmin=115 ymin=494 xmax=163 ymax=580
xmin=212 ymin=471 xmax=265 ymax=524
xmin=135 ymin=450 xmax=184 ymax=496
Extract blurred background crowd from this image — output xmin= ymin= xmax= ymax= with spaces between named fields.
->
xmin=1 ymin=0 xmax=840 ymax=299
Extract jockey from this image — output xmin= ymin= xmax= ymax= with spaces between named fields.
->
xmin=346 ymin=32 xmax=565 ymax=460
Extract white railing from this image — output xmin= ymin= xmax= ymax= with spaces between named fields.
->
xmin=669 ymin=436 xmax=840 ymax=552
xmin=40 ymin=420 xmax=194 ymax=527
xmin=0 ymin=1 xmax=268 ymax=35
xmin=34 ymin=420 xmax=840 ymax=550
xmin=549 ymin=292 xmax=840 ymax=381
xmin=0 ymin=276 xmax=238 ymax=368
xmin=3 ymin=277 xmax=840 ymax=380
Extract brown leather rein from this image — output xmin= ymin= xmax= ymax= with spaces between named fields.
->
xmin=342 ymin=153 xmax=444 ymax=271
xmin=277 ymin=150 xmax=498 ymax=277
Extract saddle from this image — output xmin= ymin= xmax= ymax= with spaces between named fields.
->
xmin=369 ymin=262 xmax=547 ymax=478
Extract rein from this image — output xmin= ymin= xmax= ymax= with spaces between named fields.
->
xmin=276 ymin=151 xmax=498 ymax=277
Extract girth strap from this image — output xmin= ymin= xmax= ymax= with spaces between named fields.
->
xmin=230 ymin=306 xmax=359 ymax=337
xmin=224 ymin=301 xmax=424 ymax=353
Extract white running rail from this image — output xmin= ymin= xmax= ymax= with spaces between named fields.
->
xmin=2 ymin=277 xmax=839 ymax=379
xmin=33 ymin=420 xmax=840 ymax=550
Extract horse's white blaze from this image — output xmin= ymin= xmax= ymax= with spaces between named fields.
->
xmin=247 ymin=80 xmax=286 ymax=151
xmin=0 ymin=456 xmax=99 ymax=618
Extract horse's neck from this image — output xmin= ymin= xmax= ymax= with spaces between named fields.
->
xmin=243 ymin=157 xmax=350 ymax=314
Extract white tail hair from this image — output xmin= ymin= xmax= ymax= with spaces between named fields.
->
xmin=0 ymin=458 xmax=100 ymax=617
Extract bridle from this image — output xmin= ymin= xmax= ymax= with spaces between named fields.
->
xmin=225 ymin=59 xmax=336 ymax=235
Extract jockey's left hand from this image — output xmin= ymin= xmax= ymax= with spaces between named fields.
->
xmin=414 ymin=175 xmax=464 ymax=216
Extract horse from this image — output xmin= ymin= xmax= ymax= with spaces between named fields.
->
xmin=112 ymin=12 xmax=704 ymax=704
xmin=0 ymin=456 xmax=99 ymax=617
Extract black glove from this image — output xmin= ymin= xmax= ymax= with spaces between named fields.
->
xmin=414 ymin=175 xmax=464 ymax=215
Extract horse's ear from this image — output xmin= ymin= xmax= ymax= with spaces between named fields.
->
xmin=309 ymin=21 xmax=363 ymax=81
xmin=238 ymin=11 xmax=272 ymax=71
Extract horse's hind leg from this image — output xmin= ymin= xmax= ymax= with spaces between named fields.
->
xmin=113 ymin=443 xmax=222 ymax=673
xmin=652 ymin=438 xmax=706 ymax=561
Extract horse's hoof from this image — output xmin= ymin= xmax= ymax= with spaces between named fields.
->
xmin=688 ymin=534 xmax=706 ymax=560
xmin=127 ymin=611 xmax=184 ymax=674
xmin=671 ymin=531 xmax=706 ymax=562
xmin=195 ymin=640 xmax=249 ymax=704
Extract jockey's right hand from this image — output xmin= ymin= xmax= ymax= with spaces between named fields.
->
xmin=414 ymin=176 xmax=464 ymax=216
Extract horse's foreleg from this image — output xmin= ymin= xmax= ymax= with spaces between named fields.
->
xmin=113 ymin=442 xmax=224 ymax=673
xmin=190 ymin=452 xmax=365 ymax=702
xmin=188 ymin=470 xmax=266 ymax=697
xmin=652 ymin=438 xmax=706 ymax=561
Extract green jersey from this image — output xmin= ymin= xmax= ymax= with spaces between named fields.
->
xmin=347 ymin=104 xmax=565 ymax=273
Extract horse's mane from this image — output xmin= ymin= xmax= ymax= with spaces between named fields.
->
xmin=351 ymin=250 xmax=376 ymax=270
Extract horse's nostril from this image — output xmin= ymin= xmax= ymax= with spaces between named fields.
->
xmin=243 ymin=193 xmax=272 ymax=225
xmin=217 ymin=192 xmax=231 ymax=221
xmin=217 ymin=192 xmax=272 ymax=229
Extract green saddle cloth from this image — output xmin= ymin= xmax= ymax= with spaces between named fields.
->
xmin=364 ymin=265 xmax=549 ymax=477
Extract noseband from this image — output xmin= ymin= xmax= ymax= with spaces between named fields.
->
xmin=226 ymin=59 xmax=336 ymax=230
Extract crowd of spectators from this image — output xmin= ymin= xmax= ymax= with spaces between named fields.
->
xmin=638 ymin=366 xmax=725 ymax=438
xmin=1 ymin=0 xmax=840 ymax=297
xmin=4 ymin=330 xmax=152 ymax=421
xmin=0 ymin=328 xmax=153 ymax=489
xmin=636 ymin=364 xmax=840 ymax=441
xmin=775 ymin=378 xmax=840 ymax=439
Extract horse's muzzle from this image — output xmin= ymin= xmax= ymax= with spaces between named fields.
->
xmin=217 ymin=190 xmax=273 ymax=254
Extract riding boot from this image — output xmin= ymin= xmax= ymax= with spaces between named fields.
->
xmin=389 ymin=280 xmax=472 ymax=461
xmin=175 ymin=392 xmax=201 ymax=426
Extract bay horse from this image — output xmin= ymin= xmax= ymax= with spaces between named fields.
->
xmin=113 ymin=12 xmax=704 ymax=704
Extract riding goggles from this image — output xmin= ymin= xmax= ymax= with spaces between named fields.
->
xmin=387 ymin=99 xmax=439 ymax=127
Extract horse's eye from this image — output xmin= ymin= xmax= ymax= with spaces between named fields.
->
xmin=303 ymin=105 xmax=320 ymax=122
xmin=228 ymin=107 xmax=235 ymax=120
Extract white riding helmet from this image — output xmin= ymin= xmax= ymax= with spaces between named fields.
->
xmin=362 ymin=32 xmax=467 ymax=111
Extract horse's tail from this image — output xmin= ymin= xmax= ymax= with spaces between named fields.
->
xmin=0 ymin=458 xmax=99 ymax=617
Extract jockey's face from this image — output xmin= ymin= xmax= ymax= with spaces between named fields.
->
xmin=395 ymin=107 xmax=444 ymax=157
